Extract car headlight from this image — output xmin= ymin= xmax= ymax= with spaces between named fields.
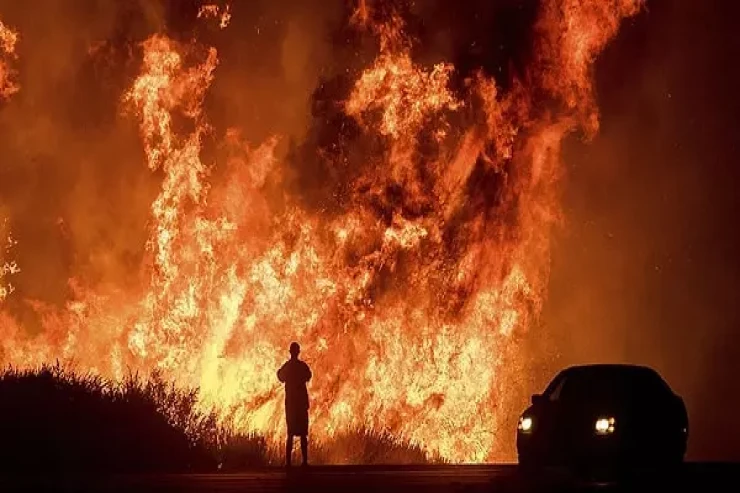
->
xmin=594 ymin=417 xmax=616 ymax=435
xmin=518 ymin=416 xmax=533 ymax=433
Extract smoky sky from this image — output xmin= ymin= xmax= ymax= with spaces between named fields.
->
xmin=1 ymin=0 xmax=739 ymax=461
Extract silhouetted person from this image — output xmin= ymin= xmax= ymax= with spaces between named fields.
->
xmin=277 ymin=342 xmax=312 ymax=467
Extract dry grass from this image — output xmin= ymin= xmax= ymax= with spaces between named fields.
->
xmin=310 ymin=428 xmax=438 ymax=465
xmin=0 ymin=365 xmax=435 ymax=472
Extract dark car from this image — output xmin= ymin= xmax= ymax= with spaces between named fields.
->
xmin=516 ymin=364 xmax=688 ymax=471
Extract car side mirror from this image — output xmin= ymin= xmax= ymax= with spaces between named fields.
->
xmin=531 ymin=394 xmax=545 ymax=406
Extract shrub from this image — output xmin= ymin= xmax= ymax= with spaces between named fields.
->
xmin=0 ymin=364 xmax=217 ymax=473
xmin=0 ymin=365 xmax=438 ymax=471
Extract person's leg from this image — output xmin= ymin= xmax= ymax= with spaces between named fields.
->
xmin=286 ymin=435 xmax=293 ymax=467
xmin=300 ymin=435 xmax=308 ymax=466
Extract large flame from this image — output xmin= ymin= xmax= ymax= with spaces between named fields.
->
xmin=0 ymin=1 xmax=643 ymax=462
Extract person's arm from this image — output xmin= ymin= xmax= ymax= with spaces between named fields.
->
xmin=277 ymin=363 xmax=286 ymax=383
xmin=304 ymin=363 xmax=312 ymax=383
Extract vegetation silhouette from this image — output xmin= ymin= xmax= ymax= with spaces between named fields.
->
xmin=0 ymin=365 xmax=436 ymax=472
xmin=0 ymin=364 xmax=265 ymax=472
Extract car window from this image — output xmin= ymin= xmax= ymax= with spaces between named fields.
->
xmin=544 ymin=373 xmax=567 ymax=401
xmin=633 ymin=371 xmax=673 ymax=399
xmin=559 ymin=373 xmax=595 ymax=401
xmin=554 ymin=368 xmax=672 ymax=403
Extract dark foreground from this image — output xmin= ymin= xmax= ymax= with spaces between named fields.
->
xmin=3 ymin=463 xmax=738 ymax=493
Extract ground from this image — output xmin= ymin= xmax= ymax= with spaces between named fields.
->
xmin=5 ymin=463 xmax=738 ymax=493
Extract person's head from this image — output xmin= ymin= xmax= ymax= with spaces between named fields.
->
xmin=289 ymin=342 xmax=300 ymax=359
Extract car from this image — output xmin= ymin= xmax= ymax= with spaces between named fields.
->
xmin=516 ymin=364 xmax=688 ymax=472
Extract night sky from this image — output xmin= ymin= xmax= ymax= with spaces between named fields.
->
xmin=546 ymin=0 xmax=740 ymax=460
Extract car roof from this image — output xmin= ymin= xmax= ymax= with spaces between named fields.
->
xmin=563 ymin=363 xmax=658 ymax=374
xmin=556 ymin=364 xmax=667 ymax=385
xmin=544 ymin=364 xmax=676 ymax=400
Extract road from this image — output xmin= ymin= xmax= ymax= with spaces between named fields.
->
xmin=3 ymin=464 xmax=737 ymax=492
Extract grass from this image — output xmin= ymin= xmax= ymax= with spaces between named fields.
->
xmin=310 ymin=428 xmax=437 ymax=465
xmin=0 ymin=365 xmax=433 ymax=472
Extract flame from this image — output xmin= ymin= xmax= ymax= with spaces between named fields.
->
xmin=350 ymin=0 xmax=370 ymax=28
xmin=0 ymin=17 xmax=19 ymax=303
xmin=0 ymin=221 xmax=19 ymax=304
xmin=0 ymin=19 xmax=19 ymax=100
xmin=0 ymin=1 xmax=644 ymax=462
xmin=198 ymin=4 xmax=231 ymax=29
xmin=537 ymin=0 xmax=646 ymax=136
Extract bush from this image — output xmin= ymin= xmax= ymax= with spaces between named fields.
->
xmin=0 ymin=364 xmax=220 ymax=473
xmin=0 ymin=365 xmax=437 ymax=471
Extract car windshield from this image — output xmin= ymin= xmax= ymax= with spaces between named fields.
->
xmin=544 ymin=366 xmax=671 ymax=403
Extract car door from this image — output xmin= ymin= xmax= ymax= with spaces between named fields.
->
xmin=539 ymin=372 xmax=573 ymax=462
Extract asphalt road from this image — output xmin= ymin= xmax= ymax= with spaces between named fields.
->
xmin=3 ymin=464 xmax=737 ymax=492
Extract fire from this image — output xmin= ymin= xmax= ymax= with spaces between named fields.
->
xmin=0 ymin=221 xmax=18 ymax=304
xmin=0 ymin=19 xmax=19 ymax=100
xmin=537 ymin=0 xmax=646 ymax=135
xmin=198 ymin=4 xmax=231 ymax=30
xmin=0 ymin=17 xmax=18 ymax=303
xmin=0 ymin=1 xmax=643 ymax=462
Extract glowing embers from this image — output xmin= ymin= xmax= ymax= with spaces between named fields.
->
xmin=0 ymin=19 xmax=19 ymax=99
xmin=0 ymin=218 xmax=19 ymax=303
xmin=198 ymin=4 xmax=231 ymax=29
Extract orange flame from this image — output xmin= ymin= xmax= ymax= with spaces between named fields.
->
xmin=0 ymin=18 xmax=19 ymax=303
xmin=0 ymin=221 xmax=18 ymax=304
xmin=537 ymin=0 xmax=646 ymax=136
xmin=0 ymin=1 xmax=644 ymax=462
xmin=0 ymin=19 xmax=19 ymax=100
xmin=198 ymin=4 xmax=232 ymax=29
xmin=350 ymin=0 xmax=370 ymax=28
